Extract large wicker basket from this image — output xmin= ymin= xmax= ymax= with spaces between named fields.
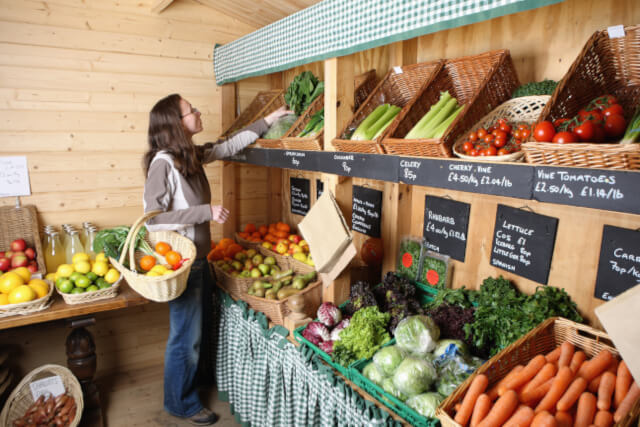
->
xmin=523 ymin=25 xmax=640 ymax=170
xmin=437 ymin=317 xmax=640 ymax=427
xmin=242 ymin=280 xmax=322 ymax=326
xmin=452 ymin=95 xmax=550 ymax=162
xmin=0 ymin=364 xmax=84 ymax=427
xmin=354 ymin=69 xmax=379 ymax=112
xmin=255 ymin=92 xmax=287 ymax=149
xmin=382 ymin=50 xmax=520 ymax=158
xmin=109 ymin=210 xmax=196 ymax=302
xmin=234 ymin=232 xmax=262 ymax=251
xmin=0 ymin=279 xmax=54 ymax=318
xmin=258 ymin=245 xmax=291 ymax=270
xmin=332 ymin=60 xmax=445 ymax=154
xmin=212 ymin=263 xmax=256 ymax=301
xmin=0 ymin=205 xmax=46 ymax=275
xmin=220 ymin=89 xmax=283 ymax=139
xmin=55 ymin=275 xmax=122 ymax=305
xmin=281 ymin=94 xmax=325 ymax=151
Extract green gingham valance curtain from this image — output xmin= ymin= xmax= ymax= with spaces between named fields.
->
xmin=213 ymin=0 xmax=564 ymax=85
xmin=215 ymin=290 xmax=402 ymax=426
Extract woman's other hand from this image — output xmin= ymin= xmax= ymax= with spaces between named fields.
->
xmin=264 ymin=106 xmax=294 ymax=125
xmin=211 ymin=205 xmax=230 ymax=224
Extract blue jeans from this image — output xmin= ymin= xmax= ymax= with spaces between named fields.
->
xmin=164 ymin=259 xmax=212 ymax=417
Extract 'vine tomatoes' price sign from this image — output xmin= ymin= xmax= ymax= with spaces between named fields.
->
xmin=290 ymin=177 xmax=310 ymax=216
xmin=317 ymin=152 xmax=399 ymax=182
xmin=533 ymin=167 xmax=640 ymax=214
xmin=490 ymin=204 xmax=558 ymax=284
xmin=594 ymin=225 xmax=640 ymax=300
xmin=270 ymin=149 xmax=319 ymax=171
xmin=316 ymin=179 xmax=324 ymax=200
xmin=422 ymin=195 xmax=470 ymax=262
xmin=352 ymin=185 xmax=382 ymax=238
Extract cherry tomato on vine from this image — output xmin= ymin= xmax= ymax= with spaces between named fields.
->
xmin=477 ymin=128 xmax=488 ymax=138
xmin=554 ymin=118 xmax=570 ymax=128
xmin=603 ymin=104 xmax=624 ymax=118
xmin=484 ymin=146 xmax=498 ymax=156
xmin=534 ymin=121 xmax=556 ymax=142
xmin=499 ymin=122 xmax=512 ymax=133
xmin=592 ymin=124 xmax=606 ymax=142
xmin=552 ymin=131 xmax=579 ymax=144
xmin=484 ymin=134 xmax=495 ymax=143
xmin=468 ymin=132 xmax=478 ymax=142
xmin=573 ymin=120 xmax=595 ymax=142
xmin=604 ymin=114 xmax=627 ymax=139
xmin=469 ymin=149 xmax=479 ymax=156
xmin=497 ymin=148 xmax=510 ymax=155
xmin=462 ymin=141 xmax=473 ymax=152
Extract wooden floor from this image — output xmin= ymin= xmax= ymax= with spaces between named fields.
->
xmin=100 ymin=362 xmax=240 ymax=427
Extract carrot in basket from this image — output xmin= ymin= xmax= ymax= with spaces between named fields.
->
xmin=589 ymin=359 xmax=618 ymax=393
xmin=487 ymin=366 xmax=523 ymax=401
xmin=555 ymin=411 xmax=573 ymax=427
xmin=593 ymin=410 xmax=613 ymax=427
xmin=614 ymin=381 xmax=640 ymax=422
xmin=614 ymin=360 xmax=632 ymax=409
xmin=546 ymin=346 xmax=562 ymax=364
xmin=575 ymin=392 xmax=597 ymax=427
xmin=521 ymin=377 xmax=554 ymax=404
xmin=531 ymin=410 xmax=558 ymax=427
xmin=499 ymin=355 xmax=547 ymax=396
xmin=597 ymin=371 xmax=616 ymax=411
xmin=558 ymin=342 xmax=575 ymax=369
xmin=470 ymin=393 xmax=492 ymax=427
xmin=557 ymin=376 xmax=588 ymax=412
xmin=455 ymin=374 xmax=490 ymax=426
xmin=503 ymin=405 xmax=535 ymax=427
xmin=536 ymin=366 xmax=574 ymax=413
xmin=578 ymin=350 xmax=614 ymax=382
xmin=476 ymin=390 xmax=519 ymax=427
xmin=520 ymin=363 xmax=557 ymax=401
xmin=570 ymin=351 xmax=587 ymax=373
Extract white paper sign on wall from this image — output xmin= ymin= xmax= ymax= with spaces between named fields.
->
xmin=0 ymin=156 xmax=31 ymax=197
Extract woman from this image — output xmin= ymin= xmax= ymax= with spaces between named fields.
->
xmin=142 ymin=94 xmax=290 ymax=425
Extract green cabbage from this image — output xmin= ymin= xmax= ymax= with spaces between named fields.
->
xmin=406 ymin=392 xmax=444 ymax=418
xmin=395 ymin=315 xmax=440 ymax=356
xmin=392 ymin=357 xmax=437 ymax=397
xmin=382 ymin=377 xmax=408 ymax=402
xmin=262 ymin=114 xmax=298 ymax=139
xmin=362 ymin=362 xmax=387 ymax=386
xmin=373 ymin=345 xmax=405 ymax=376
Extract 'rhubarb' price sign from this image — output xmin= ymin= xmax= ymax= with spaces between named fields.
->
xmin=594 ymin=225 xmax=640 ymax=300
xmin=423 ymin=195 xmax=470 ymax=262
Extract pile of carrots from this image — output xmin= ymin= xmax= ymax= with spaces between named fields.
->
xmin=452 ymin=342 xmax=639 ymax=427
xmin=236 ymin=222 xmax=292 ymax=244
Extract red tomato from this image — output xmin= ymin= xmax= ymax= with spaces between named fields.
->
xmin=469 ymin=149 xmax=479 ymax=156
xmin=554 ymin=118 xmax=569 ymax=128
xmin=588 ymin=110 xmax=604 ymax=124
xmin=534 ymin=121 xmax=556 ymax=142
xmin=462 ymin=141 xmax=473 ymax=152
xmin=484 ymin=146 xmax=497 ymax=156
xmin=604 ymin=114 xmax=627 ymax=138
xmin=477 ymin=128 xmax=488 ymax=138
xmin=603 ymin=104 xmax=624 ymax=117
xmin=468 ymin=132 xmax=478 ymax=142
xmin=500 ymin=122 xmax=512 ymax=133
xmin=492 ymin=130 xmax=507 ymax=140
xmin=493 ymin=136 xmax=507 ymax=148
xmin=497 ymin=148 xmax=510 ymax=156
xmin=484 ymin=134 xmax=495 ymax=143
xmin=552 ymin=131 xmax=579 ymax=144
xmin=573 ymin=120 xmax=595 ymax=142
xmin=578 ymin=109 xmax=591 ymax=121
xmin=520 ymin=128 xmax=531 ymax=140
xmin=592 ymin=124 xmax=606 ymax=142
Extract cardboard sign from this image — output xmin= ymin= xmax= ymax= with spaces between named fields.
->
xmin=594 ymin=225 xmax=640 ymax=300
xmin=316 ymin=179 xmax=324 ymax=200
xmin=351 ymin=185 xmax=382 ymax=237
xmin=490 ymin=205 xmax=558 ymax=284
xmin=423 ymin=195 xmax=470 ymax=262
xmin=533 ymin=167 xmax=640 ymax=215
xmin=316 ymin=152 xmax=399 ymax=182
xmin=0 ymin=156 xmax=31 ymax=197
xmin=290 ymin=177 xmax=310 ymax=216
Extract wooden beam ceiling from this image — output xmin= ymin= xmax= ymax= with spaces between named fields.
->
xmin=193 ymin=0 xmax=322 ymax=29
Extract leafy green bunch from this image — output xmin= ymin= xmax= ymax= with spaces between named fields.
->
xmin=284 ymin=71 xmax=324 ymax=116
xmin=93 ymin=226 xmax=155 ymax=265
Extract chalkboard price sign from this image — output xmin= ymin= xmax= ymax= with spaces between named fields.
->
xmin=490 ymin=204 xmax=558 ymax=284
xmin=316 ymin=179 xmax=324 ymax=200
xmin=423 ymin=195 xmax=470 ymax=262
xmin=271 ymin=149 xmax=319 ymax=171
xmin=290 ymin=177 xmax=311 ymax=216
xmin=594 ymin=225 xmax=640 ymax=301
xmin=352 ymin=185 xmax=383 ymax=237
xmin=316 ymin=152 xmax=399 ymax=182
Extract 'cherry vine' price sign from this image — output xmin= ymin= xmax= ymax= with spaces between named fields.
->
xmin=594 ymin=225 xmax=640 ymax=301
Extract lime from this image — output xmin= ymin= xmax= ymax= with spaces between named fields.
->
xmin=75 ymin=276 xmax=91 ymax=289
xmin=69 ymin=272 xmax=83 ymax=284
xmin=98 ymin=280 xmax=111 ymax=290
xmin=56 ymin=277 xmax=67 ymax=288
xmin=86 ymin=285 xmax=99 ymax=292
xmin=86 ymin=272 xmax=98 ymax=282
xmin=70 ymin=287 xmax=85 ymax=294
xmin=57 ymin=279 xmax=74 ymax=293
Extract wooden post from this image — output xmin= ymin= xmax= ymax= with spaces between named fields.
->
xmin=220 ymin=83 xmax=237 ymax=238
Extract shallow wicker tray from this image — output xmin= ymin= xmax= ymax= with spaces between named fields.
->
xmin=0 ymin=364 xmax=84 ymax=427
xmin=452 ymin=95 xmax=550 ymax=162
xmin=0 ymin=205 xmax=47 ymax=275
xmin=436 ymin=317 xmax=640 ymax=427
xmin=55 ymin=275 xmax=122 ymax=305
xmin=242 ymin=280 xmax=322 ymax=326
xmin=0 ymin=280 xmax=54 ymax=318
xmin=281 ymin=94 xmax=325 ymax=151
xmin=220 ymin=90 xmax=283 ymax=139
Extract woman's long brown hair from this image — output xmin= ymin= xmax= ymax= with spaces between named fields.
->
xmin=143 ymin=94 xmax=203 ymax=178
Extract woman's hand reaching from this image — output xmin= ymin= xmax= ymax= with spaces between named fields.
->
xmin=264 ymin=105 xmax=294 ymax=125
xmin=211 ymin=205 xmax=230 ymax=224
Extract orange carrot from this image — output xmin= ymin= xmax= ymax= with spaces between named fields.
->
xmin=614 ymin=381 xmax=640 ymax=422
xmin=596 ymin=371 xmax=616 ymax=411
xmin=499 ymin=355 xmax=547 ymax=396
xmin=593 ymin=410 xmax=613 ymax=427
xmin=503 ymin=405 xmax=535 ymax=427
xmin=557 ymin=376 xmax=588 ymax=412
xmin=555 ymin=411 xmax=573 ymax=427
xmin=456 ymin=374 xmax=490 ymax=426
xmin=575 ymin=392 xmax=597 ymax=427
xmin=588 ymin=358 xmax=617 ymax=394
xmin=614 ymin=361 xmax=632 ymax=409
xmin=570 ymin=351 xmax=587 ymax=373
xmin=531 ymin=411 xmax=558 ymax=427
xmin=487 ymin=366 xmax=523 ymax=401
xmin=546 ymin=346 xmax=562 ymax=364
xmin=470 ymin=394 xmax=492 ymax=427
xmin=578 ymin=350 xmax=614 ymax=382
xmin=521 ymin=377 xmax=554 ymax=404
xmin=558 ymin=342 xmax=575 ymax=369
xmin=476 ymin=390 xmax=519 ymax=427
xmin=536 ymin=366 xmax=574 ymax=413
xmin=520 ymin=363 xmax=557 ymax=401
xmin=455 ymin=403 xmax=462 ymax=412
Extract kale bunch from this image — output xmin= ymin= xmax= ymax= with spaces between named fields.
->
xmin=343 ymin=280 xmax=378 ymax=316
xmin=375 ymin=272 xmax=424 ymax=333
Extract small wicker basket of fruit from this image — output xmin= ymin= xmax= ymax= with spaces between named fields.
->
xmin=52 ymin=252 xmax=122 ymax=305
xmin=0 ymin=271 xmax=53 ymax=318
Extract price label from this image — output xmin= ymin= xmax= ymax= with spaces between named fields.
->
xmin=594 ymin=225 xmax=640 ymax=300
xmin=317 ymin=152 xmax=399 ymax=181
xmin=352 ymin=185 xmax=383 ymax=237
xmin=290 ymin=177 xmax=311 ymax=216
xmin=29 ymin=376 xmax=65 ymax=400
xmin=0 ymin=156 xmax=31 ymax=197
xmin=423 ymin=195 xmax=470 ymax=262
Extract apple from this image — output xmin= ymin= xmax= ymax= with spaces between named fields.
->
xmin=231 ymin=260 xmax=243 ymax=271
xmin=275 ymin=242 xmax=288 ymax=255
xmin=24 ymin=247 xmax=36 ymax=260
xmin=10 ymin=238 xmax=27 ymax=252
xmin=261 ymin=242 xmax=272 ymax=250
xmin=4 ymin=251 xmax=13 ymax=259
xmin=11 ymin=251 xmax=25 ymax=260
xmin=234 ymin=252 xmax=247 ymax=262
xmin=243 ymin=260 xmax=254 ymax=271
xmin=251 ymin=254 xmax=263 ymax=266
xmin=288 ymin=234 xmax=302 ymax=244
xmin=250 ymin=268 xmax=262 ymax=278
xmin=27 ymin=261 xmax=38 ymax=273
xmin=0 ymin=257 xmax=9 ymax=272
xmin=264 ymin=256 xmax=276 ymax=266
xmin=11 ymin=254 xmax=28 ymax=268
xmin=0 ymin=251 xmax=4 ymax=258
xmin=246 ymin=249 xmax=257 ymax=258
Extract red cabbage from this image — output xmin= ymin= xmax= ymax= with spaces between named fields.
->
xmin=319 ymin=340 xmax=334 ymax=354
xmin=303 ymin=321 xmax=330 ymax=344
xmin=317 ymin=302 xmax=342 ymax=327
xmin=330 ymin=317 xmax=350 ymax=341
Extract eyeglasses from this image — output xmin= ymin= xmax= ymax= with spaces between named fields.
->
xmin=181 ymin=107 xmax=200 ymax=118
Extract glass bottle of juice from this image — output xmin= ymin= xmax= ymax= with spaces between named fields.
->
xmin=80 ymin=222 xmax=93 ymax=248
xmin=44 ymin=232 xmax=66 ymax=274
xmin=65 ymin=230 xmax=85 ymax=263
xmin=86 ymin=226 xmax=98 ymax=259
xmin=61 ymin=224 xmax=72 ymax=247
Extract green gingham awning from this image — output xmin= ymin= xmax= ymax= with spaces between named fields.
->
xmin=213 ymin=0 xmax=564 ymax=85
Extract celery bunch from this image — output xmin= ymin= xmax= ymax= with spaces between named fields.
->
xmin=405 ymin=91 xmax=463 ymax=139
xmin=350 ymin=104 xmax=401 ymax=141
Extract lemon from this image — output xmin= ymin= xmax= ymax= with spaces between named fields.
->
xmin=150 ymin=265 xmax=168 ymax=275
xmin=71 ymin=253 xmax=90 ymax=264
xmin=104 ymin=268 xmax=120 ymax=284
xmin=0 ymin=294 xmax=7 ymax=305
xmin=45 ymin=273 xmax=56 ymax=282
xmin=146 ymin=271 xmax=161 ymax=277
xmin=12 ymin=267 xmax=31 ymax=283
xmin=0 ymin=272 xmax=24 ymax=294
xmin=8 ymin=285 xmax=36 ymax=304
xmin=28 ymin=279 xmax=49 ymax=299
xmin=74 ymin=260 xmax=91 ymax=274
xmin=92 ymin=261 xmax=109 ymax=277
xmin=56 ymin=264 xmax=74 ymax=278
xmin=95 ymin=252 xmax=108 ymax=263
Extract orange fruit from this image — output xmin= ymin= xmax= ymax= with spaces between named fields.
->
xmin=244 ymin=223 xmax=257 ymax=234
xmin=165 ymin=251 xmax=182 ymax=268
xmin=258 ymin=225 xmax=268 ymax=236
xmin=218 ymin=238 xmax=234 ymax=250
xmin=139 ymin=255 xmax=157 ymax=272
xmin=155 ymin=241 xmax=171 ymax=256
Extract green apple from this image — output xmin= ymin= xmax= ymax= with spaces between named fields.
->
xmin=264 ymin=256 xmax=276 ymax=266
xmin=250 ymin=268 xmax=262 ymax=278
xmin=234 ymin=252 xmax=247 ymax=262
xmin=251 ymin=254 xmax=264 ymax=266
